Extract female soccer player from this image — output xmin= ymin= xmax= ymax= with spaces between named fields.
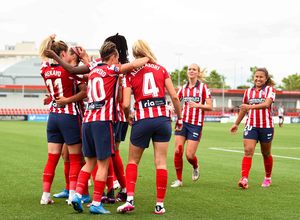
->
xmin=51 ymin=46 xmax=90 ymax=203
xmin=171 ymin=64 xmax=212 ymax=188
xmin=46 ymin=41 xmax=149 ymax=214
xmin=230 ymin=68 xmax=276 ymax=189
xmin=39 ymin=35 xmax=86 ymax=205
xmin=117 ymin=40 xmax=182 ymax=214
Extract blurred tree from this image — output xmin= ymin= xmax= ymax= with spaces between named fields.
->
xmin=170 ymin=65 xmax=188 ymax=86
xmin=281 ymin=73 xmax=300 ymax=90
xmin=205 ymin=70 xmax=230 ymax=89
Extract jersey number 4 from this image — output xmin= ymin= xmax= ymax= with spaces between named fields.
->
xmin=143 ymin=72 xmax=159 ymax=97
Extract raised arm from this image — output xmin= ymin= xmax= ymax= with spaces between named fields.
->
xmin=39 ymin=34 xmax=55 ymax=61
xmin=44 ymin=49 xmax=90 ymax=75
xmin=120 ymin=57 xmax=149 ymax=74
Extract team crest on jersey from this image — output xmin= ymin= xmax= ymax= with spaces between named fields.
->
xmin=108 ymin=65 xmax=120 ymax=72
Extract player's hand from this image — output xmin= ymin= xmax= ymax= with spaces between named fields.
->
xmin=55 ymin=96 xmax=69 ymax=105
xmin=43 ymin=94 xmax=52 ymax=105
xmin=127 ymin=115 xmax=134 ymax=126
xmin=175 ymin=118 xmax=183 ymax=131
xmin=49 ymin=34 xmax=56 ymax=40
xmin=189 ymin=102 xmax=199 ymax=108
xmin=230 ymin=124 xmax=238 ymax=134
xmin=44 ymin=49 xmax=56 ymax=59
xmin=77 ymin=47 xmax=90 ymax=62
xmin=240 ymin=104 xmax=249 ymax=112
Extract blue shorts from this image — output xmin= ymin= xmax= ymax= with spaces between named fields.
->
xmin=243 ymin=126 xmax=274 ymax=143
xmin=114 ymin=122 xmax=128 ymax=142
xmin=130 ymin=116 xmax=172 ymax=148
xmin=82 ymin=121 xmax=115 ymax=160
xmin=175 ymin=122 xmax=202 ymax=141
xmin=47 ymin=112 xmax=81 ymax=145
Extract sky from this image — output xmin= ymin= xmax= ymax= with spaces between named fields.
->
xmin=1 ymin=0 xmax=300 ymax=88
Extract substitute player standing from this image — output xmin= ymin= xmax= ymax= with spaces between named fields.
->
xmin=117 ymin=40 xmax=182 ymax=214
xmin=230 ymin=68 xmax=276 ymax=189
xmin=171 ymin=64 xmax=212 ymax=188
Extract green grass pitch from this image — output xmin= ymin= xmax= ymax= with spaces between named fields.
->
xmin=0 ymin=121 xmax=299 ymax=219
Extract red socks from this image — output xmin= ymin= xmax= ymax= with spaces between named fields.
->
xmin=112 ymin=150 xmax=126 ymax=188
xmin=69 ymin=154 xmax=82 ymax=191
xmin=174 ymin=145 xmax=183 ymax=181
xmin=106 ymin=158 xmax=114 ymax=192
xmin=263 ymin=155 xmax=273 ymax=178
xmin=156 ymin=169 xmax=168 ymax=202
xmin=64 ymin=161 xmax=70 ymax=191
xmin=241 ymin=156 xmax=252 ymax=178
xmin=187 ymin=156 xmax=198 ymax=169
xmin=93 ymin=180 xmax=106 ymax=202
xmin=75 ymin=170 xmax=90 ymax=195
xmin=42 ymin=153 xmax=60 ymax=192
xmin=126 ymin=163 xmax=138 ymax=196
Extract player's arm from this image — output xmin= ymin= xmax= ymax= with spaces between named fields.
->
xmin=39 ymin=34 xmax=56 ymax=61
xmin=122 ymin=87 xmax=132 ymax=123
xmin=44 ymin=49 xmax=90 ymax=75
xmin=230 ymin=108 xmax=247 ymax=134
xmin=120 ymin=57 xmax=149 ymax=74
xmin=189 ymin=99 xmax=213 ymax=111
xmin=55 ymin=83 xmax=87 ymax=105
xmin=240 ymin=98 xmax=273 ymax=111
xmin=165 ymin=78 xmax=182 ymax=120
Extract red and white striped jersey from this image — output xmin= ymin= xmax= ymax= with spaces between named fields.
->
xmin=83 ymin=62 xmax=121 ymax=123
xmin=178 ymin=80 xmax=211 ymax=126
xmin=123 ymin=63 xmax=171 ymax=121
xmin=40 ymin=61 xmax=82 ymax=115
xmin=243 ymin=85 xmax=276 ymax=128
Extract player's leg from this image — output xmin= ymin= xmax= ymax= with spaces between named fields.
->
xmin=238 ymin=138 xmax=257 ymax=189
xmin=151 ymin=116 xmax=172 ymax=214
xmin=153 ymin=141 xmax=169 ymax=214
xmin=113 ymin=141 xmax=127 ymax=201
xmin=185 ymin=123 xmax=202 ymax=182
xmin=117 ymin=143 xmax=144 ymax=213
xmin=259 ymin=128 xmax=274 ymax=187
xmin=41 ymin=113 xmax=63 ymax=205
xmin=41 ymin=142 xmax=62 ymax=204
xmin=185 ymin=140 xmax=200 ymax=181
xmin=53 ymin=144 xmax=69 ymax=199
xmin=171 ymin=123 xmax=187 ymax=187
xmin=89 ymin=158 xmax=111 ymax=214
xmin=72 ymin=157 xmax=96 ymax=213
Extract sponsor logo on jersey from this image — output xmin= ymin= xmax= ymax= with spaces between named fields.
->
xmin=182 ymin=96 xmax=201 ymax=103
xmin=248 ymin=98 xmax=266 ymax=105
xmin=141 ymin=97 xmax=166 ymax=108
xmin=87 ymin=101 xmax=106 ymax=110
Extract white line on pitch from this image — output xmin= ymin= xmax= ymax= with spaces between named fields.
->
xmin=209 ymin=148 xmax=300 ymax=161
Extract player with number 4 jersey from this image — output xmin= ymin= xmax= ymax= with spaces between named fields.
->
xmin=117 ymin=40 xmax=182 ymax=215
